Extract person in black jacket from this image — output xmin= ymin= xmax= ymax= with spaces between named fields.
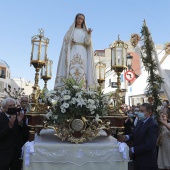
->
xmin=0 ymin=97 xmax=29 ymax=170
xmin=124 ymin=110 xmax=135 ymax=135
xmin=118 ymin=103 xmax=159 ymax=170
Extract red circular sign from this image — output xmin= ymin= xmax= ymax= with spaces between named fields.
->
xmin=124 ymin=70 xmax=135 ymax=82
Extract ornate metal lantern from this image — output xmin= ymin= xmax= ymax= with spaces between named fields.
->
xmin=41 ymin=58 xmax=53 ymax=89
xmin=110 ymin=35 xmax=128 ymax=95
xmin=27 ymin=29 xmax=50 ymax=141
xmin=107 ymin=35 xmax=128 ymax=135
xmin=126 ymin=53 xmax=133 ymax=70
xmin=96 ymin=61 xmax=106 ymax=87
xmin=30 ymin=29 xmax=49 ymax=87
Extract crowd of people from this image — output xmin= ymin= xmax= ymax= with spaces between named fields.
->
xmin=119 ymin=99 xmax=170 ymax=170
xmin=1 ymin=96 xmax=170 ymax=170
xmin=0 ymin=96 xmax=29 ymax=170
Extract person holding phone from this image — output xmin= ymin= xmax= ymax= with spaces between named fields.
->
xmin=54 ymin=13 xmax=97 ymax=89
xmin=0 ymin=97 xmax=28 ymax=170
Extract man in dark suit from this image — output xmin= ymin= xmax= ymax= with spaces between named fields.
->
xmin=118 ymin=103 xmax=159 ymax=170
xmin=20 ymin=96 xmax=29 ymax=121
xmin=0 ymin=97 xmax=29 ymax=170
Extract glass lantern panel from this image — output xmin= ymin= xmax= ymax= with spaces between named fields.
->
xmin=116 ymin=47 xmax=123 ymax=66
xmin=40 ymin=43 xmax=46 ymax=61
xmin=123 ymin=48 xmax=127 ymax=66
xmin=111 ymin=48 xmax=115 ymax=66
xmin=100 ymin=66 xmax=105 ymax=79
xmin=32 ymin=42 xmax=39 ymax=60
xmin=47 ymin=61 xmax=52 ymax=77
xmin=127 ymin=58 xmax=132 ymax=67
xmin=41 ymin=66 xmax=46 ymax=77
xmin=95 ymin=65 xmax=100 ymax=79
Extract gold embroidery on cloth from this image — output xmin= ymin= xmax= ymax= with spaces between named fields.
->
xmin=69 ymin=54 xmax=86 ymax=86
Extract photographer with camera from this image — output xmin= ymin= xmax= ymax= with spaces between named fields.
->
xmin=0 ymin=97 xmax=28 ymax=170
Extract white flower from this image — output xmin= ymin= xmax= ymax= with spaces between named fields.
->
xmin=76 ymin=91 xmax=83 ymax=98
xmin=88 ymin=99 xmax=95 ymax=105
xmin=89 ymin=105 xmax=96 ymax=111
xmin=61 ymin=90 xmax=70 ymax=96
xmin=76 ymin=98 xmax=86 ymax=107
xmin=44 ymin=78 xmax=110 ymax=122
xmin=71 ymin=97 xmax=77 ymax=104
xmin=63 ymin=95 xmax=71 ymax=100
xmin=53 ymin=96 xmax=60 ymax=101
xmin=73 ymin=85 xmax=79 ymax=89
xmin=61 ymin=108 xmax=66 ymax=113
xmin=65 ymin=90 xmax=71 ymax=95
xmin=86 ymin=90 xmax=95 ymax=95
xmin=60 ymin=105 xmax=65 ymax=110
xmin=63 ymin=103 xmax=69 ymax=108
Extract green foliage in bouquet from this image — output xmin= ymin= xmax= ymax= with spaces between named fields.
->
xmin=45 ymin=78 xmax=111 ymax=124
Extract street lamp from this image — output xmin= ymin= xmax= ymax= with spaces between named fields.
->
xmin=126 ymin=53 xmax=133 ymax=70
xmin=96 ymin=61 xmax=106 ymax=88
xmin=41 ymin=58 xmax=53 ymax=89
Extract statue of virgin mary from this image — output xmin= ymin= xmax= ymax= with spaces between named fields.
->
xmin=54 ymin=13 xmax=97 ymax=89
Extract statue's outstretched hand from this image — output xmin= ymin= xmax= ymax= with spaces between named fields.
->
xmin=87 ymin=28 xmax=93 ymax=34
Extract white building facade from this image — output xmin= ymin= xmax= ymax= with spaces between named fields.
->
xmin=10 ymin=78 xmax=34 ymax=97
xmin=0 ymin=59 xmax=11 ymax=100
xmin=94 ymin=43 xmax=169 ymax=106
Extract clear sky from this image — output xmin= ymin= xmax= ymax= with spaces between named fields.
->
xmin=0 ymin=0 xmax=170 ymax=90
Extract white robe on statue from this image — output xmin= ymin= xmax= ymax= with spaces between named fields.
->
xmin=54 ymin=20 xmax=97 ymax=89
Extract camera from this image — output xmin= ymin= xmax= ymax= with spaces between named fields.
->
xmin=7 ymin=107 xmax=21 ymax=115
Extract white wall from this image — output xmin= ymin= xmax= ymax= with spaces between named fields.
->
xmin=10 ymin=78 xmax=34 ymax=96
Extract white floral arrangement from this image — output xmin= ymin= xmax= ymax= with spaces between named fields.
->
xmin=44 ymin=78 xmax=110 ymax=124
